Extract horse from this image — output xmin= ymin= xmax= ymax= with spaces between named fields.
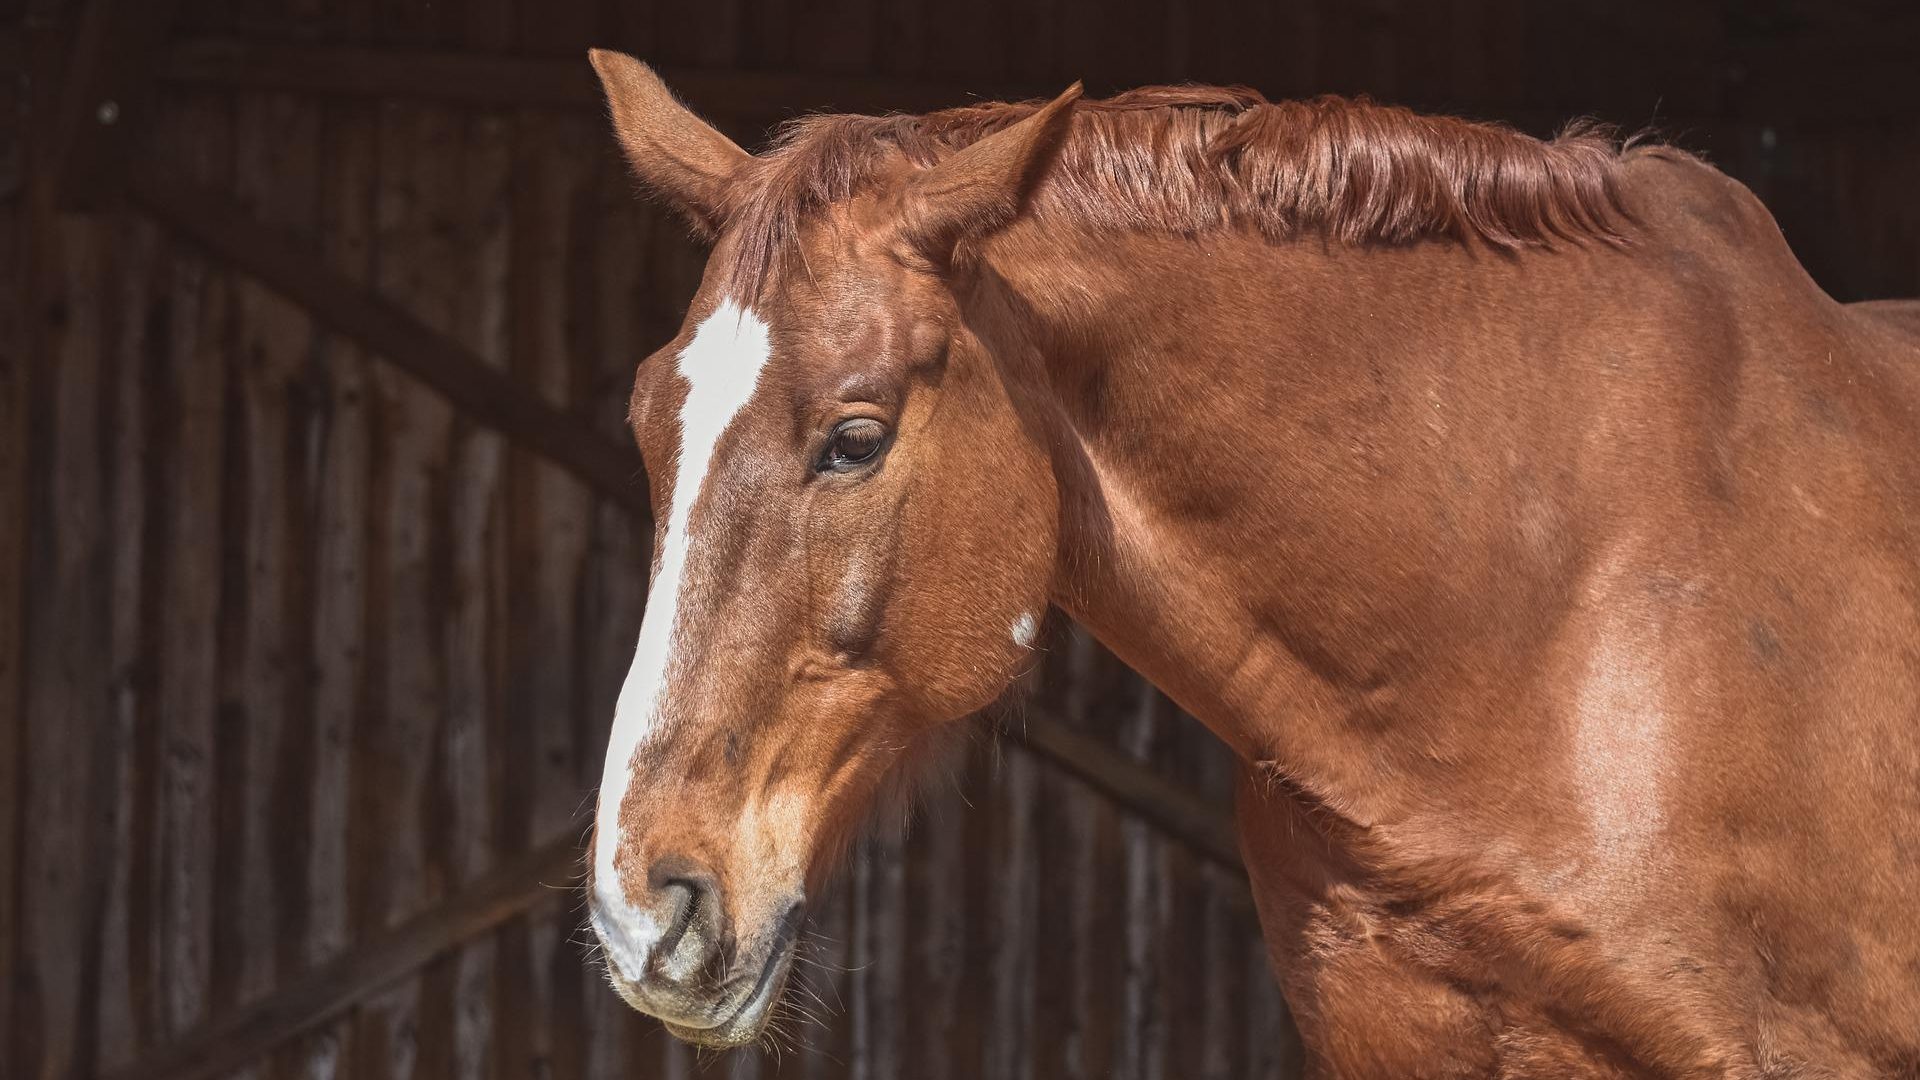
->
xmin=579 ymin=48 xmax=1920 ymax=1076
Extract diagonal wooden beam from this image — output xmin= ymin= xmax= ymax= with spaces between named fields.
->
xmin=96 ymin=839 xmax=581 ymax=1080
xmin=126 ymin=171 xmax=653 ymax=525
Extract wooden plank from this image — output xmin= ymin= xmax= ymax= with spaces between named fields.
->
xmin=157 ymin=219 xmax=228 ymax=1046
xmin=442 ymin=105 xmax=512 ymax=1080
xmin=229 ymin=77 xmax=319 ymax=999
xmin=0 ymin=221 xmax=18 ymax=1080
xmin=0 ymin=57 xmax=31 ymax=1080
xmin=219 ymin=89 xmax=320 ymax=1080
xmin=295 ymin=95 xmax=378 ymax=1080
xmin=905 ymin=759 xmax=964 ymax=1079
xmin=93 ymin=212 xmax=165 ymax=1075
xmin=141 ymin=89 xmax=235 ymax=1059
xmin=992 ymin=749 xmax=1039 ymax=1077
xmin=496 ymin=105 xmax=592 ymax=1080
xmin=354 ymin=97 xmax=463 ymax=1080
xmin=124 ymin=171 xmax=652 ymax=526
xmin=13 ymin=209 xmax=110 ymax=1080
xmin=41 ymin=0 xmax=183 ymax=209
xmin=95 ymin=839 xmax=580 ymax=1080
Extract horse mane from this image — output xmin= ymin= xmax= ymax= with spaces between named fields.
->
xmin=721 ymin=85 xmax=1648 ymax=297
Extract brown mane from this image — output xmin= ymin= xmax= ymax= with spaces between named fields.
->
xmin=721 ymin=85 xmax=1647 ymax=296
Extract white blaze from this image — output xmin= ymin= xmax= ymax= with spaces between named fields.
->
xmin=594 ymin=299 xmax=772 ymax=979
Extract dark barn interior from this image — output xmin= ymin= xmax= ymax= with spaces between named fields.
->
xmin=3 ymin=2 xmax=1916 ymax=1078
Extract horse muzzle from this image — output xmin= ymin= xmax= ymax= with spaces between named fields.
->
xmin=590 ymin=861 xmax=803 ymax=1047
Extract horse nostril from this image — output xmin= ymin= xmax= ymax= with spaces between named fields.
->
xmin=647 ymin=866 xmax=725 ymax=984
xmin=651 ymin=878 xmax=699 ymax=956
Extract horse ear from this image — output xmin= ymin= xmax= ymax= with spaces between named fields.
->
xmin=902 ymin=83 xmax=1083 ymax=266
xmin=589 ymin=49 xmax=751 ymax=238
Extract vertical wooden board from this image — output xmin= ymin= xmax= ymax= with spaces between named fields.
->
xmin=13 ymin=212 xmax=109 ymax=1080
xmin=1026 ymin=767 xmax=1077 ymax=1079
xmin=1156 ymin=846 xmax=1205 ymax=1076
xmin=505 ymin=109 xmax=594 ymax=857
xmin=1117 ymin=683 xmax=1166 ymax=1080
xmin=123 ymin=88 xmax=234 ymax=1057
xmin=580 ymin=947 xmax=625 ymax=1080
xmin=847 ymin=847 xmax=875 ymax=1080
xmin=444 ymin=106 xmax=514 ymax=1080
xmin=289 ymin=95 xmax=379 ymax=1080
xmin=873 ymin=829 xmax=909 ymax=1079
xmin=1070 ymin=782 xmax=1124 ymax=1080
xmin=213 ymin=90 xmax=321 ymax=1045
xmin=93 ymin=214 xmax=165 ymax=1075
xmin=1047 ymin=625 xmax=1105 ymax=1080
xmin=540 ymin=898 xmax=593 ymax=1080
xmin=988 ymin=749 xmax=1038 ymax=1080
xmin=491 ymin=105 xmax=582 ymax=1080
xmin=0 ymin=153 xmax=26 ymax=1080
xmin=1195 ymin=872 xmax=1243 ymax=1080
xmin=904 ymin=775 xmax=965 ymax=1080
xmin=157 ymin=219 xmax=231 ymax=1043
xmin=946 ymin=745 xmax=993 ymax=1080
xmin=349 ymin=99 xmax=460 ymax=1079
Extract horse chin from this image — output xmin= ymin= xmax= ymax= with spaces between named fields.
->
xmin=661 ymin=944 xmax=795 ymax=1048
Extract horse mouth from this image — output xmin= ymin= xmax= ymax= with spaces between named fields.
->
xmin=660 ymin=931 xmax=798 ymax=1047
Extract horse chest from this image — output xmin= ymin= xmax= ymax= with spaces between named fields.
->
xmin=1236 ymin=780 xmax=1759 ymax=1078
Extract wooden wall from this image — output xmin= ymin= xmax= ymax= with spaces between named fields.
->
xmin=4 ymin=2 xmax=1916 ymax=1079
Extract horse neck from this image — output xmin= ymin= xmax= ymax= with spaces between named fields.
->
xmin=976 ymin=221 xmax=1668 ymax=781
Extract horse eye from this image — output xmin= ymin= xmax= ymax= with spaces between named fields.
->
xmin=819 ymin=418 xmax=888 ymax=473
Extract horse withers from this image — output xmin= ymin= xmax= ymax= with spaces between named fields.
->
xmin=580 ymin=49 xmax=1920 ymax=1076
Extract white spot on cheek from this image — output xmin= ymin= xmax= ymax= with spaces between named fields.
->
xmin=593 ymin=299 xmax=772 ymax=979
xmin=1011 ymin=611 xmax=1039 ymax=649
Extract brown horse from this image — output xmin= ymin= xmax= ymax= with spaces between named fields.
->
xmin=581 ymin=49 xmax=1920 ymax=1075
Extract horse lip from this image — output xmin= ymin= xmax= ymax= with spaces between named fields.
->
xmin=660 ymin=902 xmax=804 ymax=1046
